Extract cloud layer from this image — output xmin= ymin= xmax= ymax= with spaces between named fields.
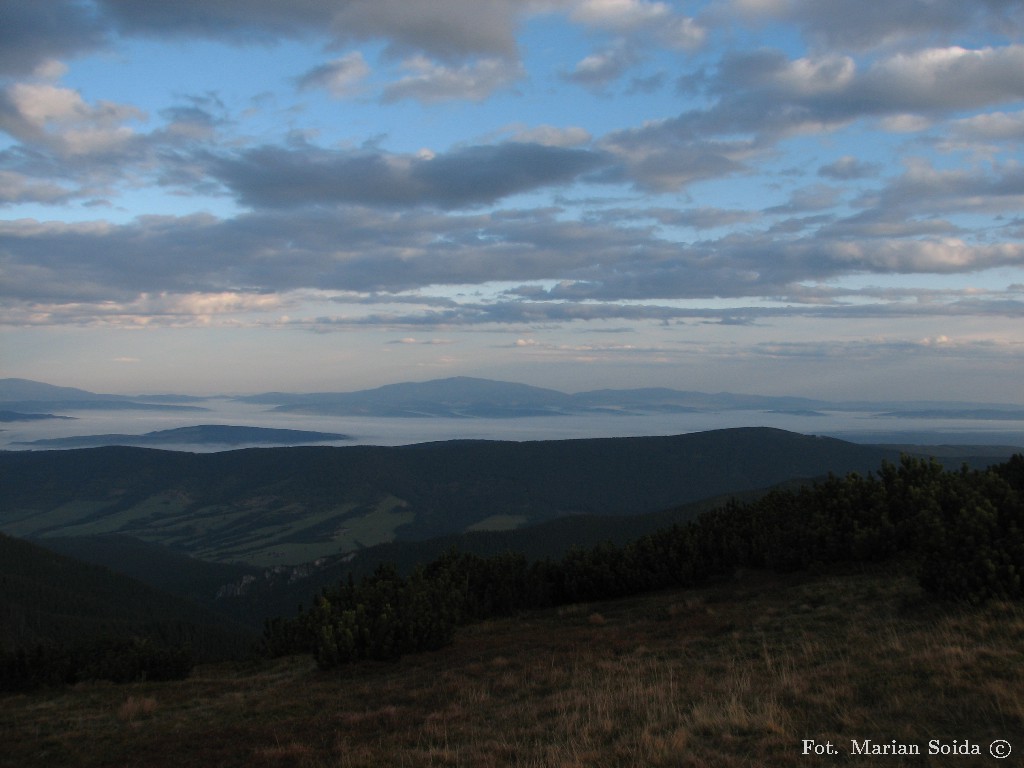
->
xmin=1 ymin=0 xmax=1022 ymax=397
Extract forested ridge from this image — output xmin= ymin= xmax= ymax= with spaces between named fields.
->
xmin=0 ymin=429 xmax=917 ymax=563
xmin=265 ymin=454 xmax=1024 ymax=667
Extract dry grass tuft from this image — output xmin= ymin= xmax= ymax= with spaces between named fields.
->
xmin=117 ymin=695 xmax=157 ymax=722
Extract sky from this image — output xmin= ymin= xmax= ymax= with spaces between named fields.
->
xmin=1 ymin=0 xmax=1023 ymax=401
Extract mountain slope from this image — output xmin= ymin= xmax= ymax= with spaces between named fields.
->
xmin=0 ymin=532 xmax=254 ymax=659
xmin=0 ymin=378 xmax=207 ymax=413
xmin=0 ymin=428 xmax=909 ymax=566
xmin=238 ymin=376 xmax=577 ymax=417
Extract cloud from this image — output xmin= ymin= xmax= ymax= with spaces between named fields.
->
xmin=561 ymin=2 xmax=704 ymax=90
xmin=598 ymin=43 xmax=1024 ymax=191
xmin=726 ymin=0 xmax=1023 ymax=51
xmin=388 ymin=337 xmax=454 ymax=345
xmin=4 ymin=193 xmax=1022 ymax=327
xmin=598 ymin=126 xmax=756 ymax=190
xmin=296 ymin=53 xmax=371 ymax=98
xmin=858 ymin=159 xmax=1024 ymax=218
xmin=381 ymin=56 xmax=524 ymax=103
xmin=96 ymin=0 xmax=527 ymax=60
xmin=708 ymin=44 xmax=1024 ymax=132
xmin=946 ymin=111 xmax=1024 ymax=144
xmin=0 ymin=82 xmax=145 ymax=156
xmin=501 ymin=124 xmax=592 ymax=147
xmin=818 ymin=156 xmax=882 ymax=180
xmin=0 ymin=1 xmax=107 ymax=75
xmin=209 ymin=141 xmax=608 ymax=209
xmin=1 ymin=0 xmax=1021 ymax=363
xmin=0 ymin=170 xmax=73 ymax=204
xmin=564 ymin=43 xmax=639 ymax=90
xmin=570 ymin=0 xmax=705 ymax=49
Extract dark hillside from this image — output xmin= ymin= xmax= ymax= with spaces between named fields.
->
xmin=0 ymin=533 xmax=254 ymax=662
xmin=36 ymin=535 xmax=259 ymax=608
xmin=0 ymin=429 xmax=912 ymax=566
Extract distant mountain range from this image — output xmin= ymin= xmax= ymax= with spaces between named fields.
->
xmin=5 ymin=376 xmax=1022 ymax=420
xmin=16 ymin=425 xmax=351 ymax=449
xmin=0 ymin=378 xmax=207 ymax=414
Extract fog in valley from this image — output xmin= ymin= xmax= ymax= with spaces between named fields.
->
xmin=5 ymin=398 xmax=1024 ymax=453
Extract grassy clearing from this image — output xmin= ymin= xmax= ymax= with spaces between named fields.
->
xmin=2 ymin=500 xmax=110 ymax=538
xmin=331 ymin=496 xmax=414 ymax=552
xmin=2 ymin=561 xmax=1021 ymax=767
xmin=464 ymin=514 xmax=529 ymax=532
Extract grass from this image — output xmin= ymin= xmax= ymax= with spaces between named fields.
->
xmin=330 ymin=496 xmax=415 ymax=552
xmin=464 ymin=515 xmax=529 ymax=533
xmin=2 ymin=561 xmax=1022 ymax=767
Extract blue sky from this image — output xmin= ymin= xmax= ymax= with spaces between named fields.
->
xmin=1 ymin=0 xmax=1023 ymax=400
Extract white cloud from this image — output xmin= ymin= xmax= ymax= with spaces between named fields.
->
xmin=0 ymin=82 xmax=144 ymax=156
xmin=570 ymin=0 xmax=705 ymax=48
xmin=381 ymin=56 xmax=524 ymax=103
xmin=503 ymin=124 xmax=592 ymax=147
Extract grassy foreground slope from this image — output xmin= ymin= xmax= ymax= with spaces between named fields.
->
xmin=3 ymin=561 xmax=1021 ymax=768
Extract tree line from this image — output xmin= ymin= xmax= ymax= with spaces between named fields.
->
xmin=0 ymin=637 xmax=192 ymax=692
xmin=265 ymin=454 xmax=1024 ymax=668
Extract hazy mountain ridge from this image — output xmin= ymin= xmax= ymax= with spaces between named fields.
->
xmin=0 ymin=411 xmax=72 ymax=423
xmin=6 ymin=376 xmax=1023 ymax=420
xmin=0 ymin=378 xmax=207 ymax=414
xmin=17 ymin=424 xmax=352 ymax=449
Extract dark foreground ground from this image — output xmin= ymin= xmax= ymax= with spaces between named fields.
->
xmin=3 ymin=560 xmax=1022 ymax=767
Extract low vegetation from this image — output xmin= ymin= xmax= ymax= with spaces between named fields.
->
xmin=2 ymin=562 xmax=1021 ymax=767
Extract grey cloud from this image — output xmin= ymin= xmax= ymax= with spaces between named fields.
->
xmin=627 ymin=72 xmax=667 ymax=94
xmin=818 ymin=156 xmax=882 ymax=180
xmin=947 ymin=111 xmax=1024 ymax=143
xmin=708 ymin=45 xmax=1024 ymax=132
xmin=0 ymin=170 xmax=72 ymax=204
xmin=763 ymin=185 xmax=844 ymax=215
xmin=598 ymin=124 xmax=755 ymax=190
xmin=0 ymin=1 xmax=107 ymax=75
xmin=564 ymin=43 xmax=639 ymax=91
xmin=210 ymin=142 xmax=609 ymax=209
xmin=601 ymin=42 xmax=1024 ymax=190
xmin=1 ymin=203 xmax=1015 ymax=308
xmin=0 ymin=0 xmax=528 ymax=93
xmin=856 ymin=161 xmax=1024 ymax=220
xmin=0 ymin=207 xmax=644 ymax=301
xmin=96 ymin=0 xmax=524 ymax=60
xmin=4 ymin=204 xmax=1023 ymax=331
xmin=591 ymin=206 xmax=760 ymax=231
xmin=296 ymin=54 xmax=370 ymax=98
xmin=731 ymin=0 xmax=1022 ymax=51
